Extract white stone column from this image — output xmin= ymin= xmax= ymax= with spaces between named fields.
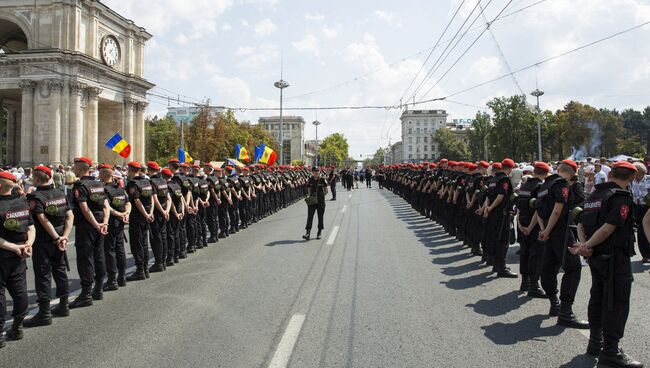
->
xmin=19 ymin=80 xmax=35 ymax=166
xmin=48 ymin=79 xmax=64 ymax=164
xmin=69 ymin=82 xmax=85 ymax=162
xmin=6 ymin=106 xmax=15 ymax=164
xmin=124 ymin=98 xmax=136 ymax=159
xmin=85 ymin=87 xmax=102 ymax=163
xmin=135 ymin=101 xmax=147 ymax=162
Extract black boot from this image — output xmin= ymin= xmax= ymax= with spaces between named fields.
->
xmin=586 ymin=328 xmax=602 ymax=357
xmin=166 ymin=258 xmax=175 ymax=267
xmin=207 ymin=237 xmax=216 ymax=243
xmin=302 ymin=231 xmax=310 ymax=241
xmin=557 ymin=303 xmax=589 ymax=329
xmin=317 ymin=230 xmax=322 ymax=240
xmin=23 ymin=302 xmax=52 ymax=327
xmin=51 ymin=296 xmax=69 ymax=317
xmin=148 ymin=264 xmax=165 ymax=273
xmin=600 ymin=340 xmax=644 ymax=368
xmin=527 ymin=281 xmax=547 ymax=299
xmin=117 ymin=272 xmax=127 ymax=287
xmin=91 ymin=279 xmax=104 ymax=301
xmin=497 ymin=267 xmax=518 ymax=278
xmin=519 ymin=275 xmax=531 ymax=291
xmin=103 ymin=274 xmax=119 ymax=292
xmin=548 ymin=296 xmax=560 ymax=316
xmin=0 ymin=328 xmax=5 ymax=348
xmin=126 ymin=266 xmax=146 ymax=282
xmin=69 ymin=287 xmax=93 ymax=309
xmin=5 ymin=317 xmax=24 ymax=341
xmin=144 ymin=266 xmax=150 ymax=278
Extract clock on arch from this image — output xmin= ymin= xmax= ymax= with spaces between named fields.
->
xmin=100 ymin=35 xmax=121 ymax=67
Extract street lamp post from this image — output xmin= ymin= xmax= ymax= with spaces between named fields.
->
xmin=531 ymin=89 xmax=544 ymax=161
xmin=274 ymin=79 xmax=289 ymax=165
xmin=312 ymin=120 xmax=321 ymax=167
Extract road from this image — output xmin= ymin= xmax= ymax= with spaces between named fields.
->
xmin=1 ymin=186 xmax=649 ymax=368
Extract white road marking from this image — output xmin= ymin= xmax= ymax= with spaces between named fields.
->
xmin=326 ymin=226 xmax=340 ymax=245
xmin=342 ymin=205 xmax=348 ymax=213
xmin=348 ymin=194 xmax=352 ymax=198
xmin=268 ymin=314 xmax=306 ymax=368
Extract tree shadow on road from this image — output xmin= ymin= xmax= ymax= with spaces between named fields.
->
xmin=265 ymin=239 xmax=309 ymax=246
xmin=466 ymin=290 xmax=530 ymax=317
xmin=481 ymin=314 xmax=563 ymax=345
xmin=558 ymin=355 xmax=597 ymax=368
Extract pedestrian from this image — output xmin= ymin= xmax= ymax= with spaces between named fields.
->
xmin=69 ymin=157 xmax=109 ymax=309
xmin=573 ymin=161 xmax=643 ymax=367
xmin=365 ymin=167 xmax=372 ymax=188
xmin=23 ymin=166 xmax=73 ymax=327
xmin=0 ymin=171 xmax=33 ymax=347
xmin=328 ymin=168 xmax=338 ymax=200
xmin=630 ymin=162 xmax=650 ymax=263
xmin=594 ymin=163 xmax=608 ymax=186
xmin=303 ymin=167 xmax=329 ymax=241
xmin=100 ymin=164 xmax=130 ymax=290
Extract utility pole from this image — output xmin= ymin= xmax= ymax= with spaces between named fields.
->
xmin=312 ymin=119 xmax=321 ymax=167
xmin=531 ymin=89 xmax=544 ymax=161
xmin=274 ymin=56 xmax=289 ymax=165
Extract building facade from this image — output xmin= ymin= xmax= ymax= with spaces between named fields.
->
xmin=258 ymin=116 xmax=305 ymax=165
xmin=384 ymin=141 xmax=402 ymax=165
xmin=0 ymin=0 xmax=154 ymax=165
xmin=304 ymin=139 xmax=317 ymax=167
xmin=400 ymin=109 xmax=448 ymax=162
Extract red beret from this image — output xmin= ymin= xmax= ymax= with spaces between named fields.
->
xmin=467 ymin=163 xmax=478 ymax=170
xmin=439 ymin=159 xmax=448 ymax=164
xmin=612 ymin=161 xmax=638 ymax=172
xmin=478 ymin=161 xmax=489 ymax=168
xmin=561 ymin=159 xmax=577 ymax=171
xmin=429 ymin=163 xmax=437 ymax=168
xmin=492 ymin=162 xmax=503 ymax=170
xmin=34 ymin=165 xmax=52 ymax=177
xmin=191 ymin=163 xmax=201 ymax=168
xmin=204 ymin=163 xmax=214 ymax=168
xmin=225 ymin=166 xmax=233 ymax=171
xmin=534 ymin=162 xmax=551 ymax=173
xmin=98 ymin=163 xmax=113 ymax=170
xmin=147 ymin=161 xmax=160 ymax=171
xmin=167 ymin=158 xmax=180 ymax=164
xmin=180 ymin=163 xmax=190 ymax=168
xmin=448 ymin=161 xmax=457 ymax=167
xmin=0 ymin=172 xmax=17 ymax=182
xmin=502 ymin=158 xmax=516 ymax=169
xmin=74 ymin=157 xmax=93 ymax=166
xmin=127 ymin=161 xmax=142 ymax=169
xmin=214 ymin=167 xmax=223 ymax=172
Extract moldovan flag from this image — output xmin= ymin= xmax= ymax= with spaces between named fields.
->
xmin=105 ymin=133 xmax=131 ymax=158
xmin=254 ymin=144 xmax=265 ymax=162
xmin=260 ymin=146 xmax=277 ymax=166
xmin=235 ymin=144 xmax=250 ymax=162
xmin=178 ymin=148 xmax=194 ymax=163
xmin=226 ymin=158 xmax=247 ymax=168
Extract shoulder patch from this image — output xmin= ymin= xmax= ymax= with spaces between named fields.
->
xmin=74 ymin=189 xmax=80 ymax=199
xmin=620 ymin=204 xmax=630 ymax=220
xmin=562 ymin=187 xmax=569 ymax=200
xmin=502 ymin=181 xmax=510 ymax=191
xmin=29 ymin=200 xmax=36 ymax=210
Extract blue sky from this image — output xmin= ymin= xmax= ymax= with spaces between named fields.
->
xmin=103 ymin=0 xmax=650 ymax=159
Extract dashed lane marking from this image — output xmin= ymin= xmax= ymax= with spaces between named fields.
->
xmin=326 ymin=226 xmax=340 ymax=245
xmin=268 ymin=314 xmax=306 ymax=368
xmin=342 ymin=205 xmax=348 ymax=213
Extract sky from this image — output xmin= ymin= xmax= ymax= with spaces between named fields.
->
xmin=103 ymin=0 xmax=650 ymax=160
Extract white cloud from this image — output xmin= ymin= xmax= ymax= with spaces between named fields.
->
xmin=210 ymin=75 xmax=253 ymax=107
xmin=304 ymin=13 xmax=325 ymax=22
xmin=236 ymin=46 xmax=256 ymax=56
xmin=222 ymin=23 xmax=233 ymax=31
xmin=373 ymin=10 xmax=401 ymax=27
xmin=174 ymin=33 xmax=189 ymax=45
xmin=292 ymin=34 xmax=320 ymax=57
xmin=236 ymin=44 xmax=279 ymax=69
xmin=241 ymin=19 xmax=250 ymax=27
xmin=254 ymin=18 xmax=277 ymax=37
xmin=322 ymin=23 xmax=342 ymax=38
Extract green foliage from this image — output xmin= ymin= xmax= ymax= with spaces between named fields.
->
xmin=291 ymin=160 xmax=305 ymax=166
xmin=145 ymin=115 xmax=179 ymax=164
xmin=319 ymin=133 xmax=349 ymax=167
xmin=486 ymin=95 xmax=537 ymax=162
xmin=467 ymin=111 xmax=491 ymax=161
xmin=434 ymin=127 xmax=470 ymax=161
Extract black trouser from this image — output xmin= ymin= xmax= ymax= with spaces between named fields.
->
xmin=366 ymin=178 xmax=371 ymax=188
xmin=229 ymin=200 xmax=240 ymax=231
xmin=75 ymin=221 xmax=106 ymax=288
xmin=306 ymin=203 xmax=325 ymax=231
xmin=218 ymin=202 xmax=230 ymax=234
xmin=519 ymin=226 xmax=543 ymax=282
xmin=186 ymin=213 xmax=197 ymax=250
xmin=635 ymin=204 xmax=650 ymax=258
xmin=105 ymin=220 xmax=127 ymax=280
xmin=206 ymin=201 xmax=219 ymax=239
xmin=167 ymin=215 xmax=180 ymax=261
xmin=239 ymin=200 xmax=248 ymax=226
xmin=32 ymin=237 xmax=69 ymax=304
xmin=128 ymin=216 xmax=149 ymax=269
xmin=197 ymin=206 xmax=208 ymax=247
xmin=330 ymin=182 xmax=337 ymax=199
xmin=0 ymin=257 xmax=28 ymax=328
xmin=540 ymin=228 xmax=581 ymax=305
xmin=587 ymin=252 xmax=632 ymax=350
xmin=486 ymin=212 xmax=509 ymax=270
xmin=149 ymin=213 xmax=167 ymax=265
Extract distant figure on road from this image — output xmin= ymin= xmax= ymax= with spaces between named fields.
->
xmin=303 ymin=167 xmax=328 ymax=241
xmin=365 ymin=168 xmax=372 ymax=188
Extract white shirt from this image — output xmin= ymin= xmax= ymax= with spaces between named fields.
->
xmin=601 ymin=165 xmax=611 ymax=175
xmin=594 ymin=171 xmax=607 ymax=185
xmin=630 ymin=175 xmax=650 ymax=205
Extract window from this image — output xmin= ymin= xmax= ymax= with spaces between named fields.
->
xmin=424 ymin=154 xmax=428 ymax=159
xmin=424 ymin=145 xmax=428 ymax=152
xmin=424 ymin=137 xmax=428 ymax=143
xmin=409 ymin=145 xmax=413 ymax=152
xmin=408 ymin=121 xmax=412 ymax=125
xmin=416 ymin=137 xmax=420 ymax=143
xmin=416 ymin=121 xmax=420 ymax=126
xmin=432 ymin=144 xmax=437 ymax=151
xmin=408 ymin=128 xmax=412 ymax=134
xmin=416 ymin=128 xmax=420 ymax=134
xmin=408 ymin=137 xmax=413 ymax=143
xmin=408 ymin=154 xmax=413 ymax=159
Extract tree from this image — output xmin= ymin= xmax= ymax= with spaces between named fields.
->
xmin=623 ymin=107 xmax=650 ymax=154
xmin=146 ymin=115 xmax=179 ymax=164
xmin=434 ymin=128 xmax=470 ymax=161
xmin=486 ymin=95 xmax=537 ymax=161
xmin=319 ymin=133 xmax=349 ymax=167
xmin=467 ymin=111 xmax=491 ymax=161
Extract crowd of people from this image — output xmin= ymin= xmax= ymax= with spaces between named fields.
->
xmin=0 ymin=158 xmax=312 ymax=348
xmin=381 ymin=156 xmax=649 ymax=368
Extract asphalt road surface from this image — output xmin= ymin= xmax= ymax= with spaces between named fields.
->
xmin=2 ymin=187 xmax=649 ymax=368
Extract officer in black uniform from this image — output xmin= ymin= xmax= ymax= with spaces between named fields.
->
xmin=125 ymin=161 xmax=154 ymax=281
xmin=329 ymin=168 xmax=339 ymax=200
xmin=515 ymin=162 xmax=549 ymax=298
xmin=228 ymin=167 xmax=241 ymax=233
xmin=574 ymin=161 xmax=644 ymax=368
xmin=70 ymin=157 xmax=110 ymax=308
xmin=482 ymin=159 xmax=517 ymax=278
xmin=203 ymin=164 xmax=220 ymax=242
xmin=148 ymin=161 xmax=171 ymax=272
xmin=167 ymin=159 xmax=191 ymax=258
xmin=162 ymin=168 xmax=184 ymax=265
xmin=0 ymin=171 xmax=34 ymax=347
xmin=216 ymin=168 xmax=231 ymax=237
xmin=23 ymin=166 xmax=73 ymax=327
xmin=100 ymin=164 xmax=130 ymax=290
xmin=184 ymin=164 xmax=199 ymax=253
xmin=193 ymin=164 xmax=209 ymax=248
xmin=537 ymin=159 xmax=588 ymax=329
xmin=239 ymin=167 xmax=252 ymax=228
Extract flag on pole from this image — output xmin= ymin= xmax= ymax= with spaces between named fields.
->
xmin=178 ymin=148 xmax=194 ymax=163
xmin=267 ymin=150 xmax=278 ymax=166
xmin=225 ymin=158 xmax=246 ymax=168
xmin=235 ymin=144 xmax=250 ymax=162
xmin=105 ymin=133 xmax=131 ymax=158
xmin=260 ymin=146 xmax=275 ymax=164
xmin=254 ymin=144 xmax=265 ymax=163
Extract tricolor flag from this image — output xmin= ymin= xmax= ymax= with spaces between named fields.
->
xmin=226 ymin=158 xmax=246 ymax=168
xmin=254 ymin=144 xmax=265 ymax=162
xmin=105 ymin=133 xmax=131 ymax=158
xmin=235 ymin=144 xmax=250 ymax=162
xmin=178 ymin=148 xmax=194 ymax=163
xmin=260 ymin=146 xmax=277 ymax=166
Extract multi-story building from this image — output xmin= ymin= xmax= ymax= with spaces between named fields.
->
xmin=304 ymin=139 xmax=318 ymax=166
xmin=384 ymin=141 xmax=403 ymax=165
xmin=167 ymin=106 xmax=225 ymax=123
xmin=400 ymin=109 xmax=448 ymax=162
xmin=258 ymin=116 xmax=305 ymax=165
